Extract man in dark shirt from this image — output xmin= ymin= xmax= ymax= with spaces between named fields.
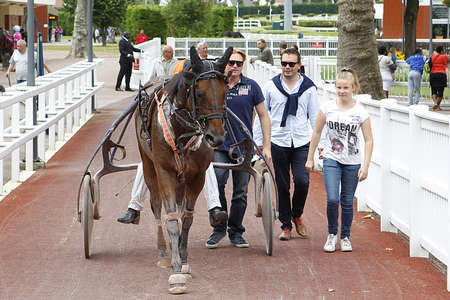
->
xmin=115 ymin=32 xmax=141 ymax=91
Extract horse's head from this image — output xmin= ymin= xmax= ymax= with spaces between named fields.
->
xmin=179 ymin=46 xmax=232 ymax=148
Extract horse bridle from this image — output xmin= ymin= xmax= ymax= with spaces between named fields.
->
xmin=187 ymin=69 xmax=227 ymax=130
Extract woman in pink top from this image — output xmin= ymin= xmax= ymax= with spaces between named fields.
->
xmin=12 ymin=25 xmax=21 ymax=50
xmin=430 ymin=46 xmax=449 ymax=111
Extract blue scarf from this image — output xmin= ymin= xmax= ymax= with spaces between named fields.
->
xmin=272 ymin=74 xmax=316 ymax=127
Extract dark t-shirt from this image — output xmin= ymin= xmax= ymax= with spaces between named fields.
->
xmin=218 ymin=75 xmax=264 ymax=153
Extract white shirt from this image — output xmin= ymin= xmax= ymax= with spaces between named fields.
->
xmin=9 ymin=49 xmax=29 ymax=80
xmin=320 ymin=100 xmax=369 ymax=165
xmin=262 ymin=75 xmax=322 ymax=148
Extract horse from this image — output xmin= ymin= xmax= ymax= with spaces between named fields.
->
xmin=0 ymin=29 xmax=13 ymax=70
xmin=135 ymin=46 xmax=232 ymax=294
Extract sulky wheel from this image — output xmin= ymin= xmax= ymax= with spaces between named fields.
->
xmin=81 ymin=174 xmax=94 ymax=258
xmin=262 ymin=172 xmax=274 ymax=256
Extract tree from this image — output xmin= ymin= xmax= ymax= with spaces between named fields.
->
xmin=336 ymin=0 xmax=384 ymax=100
xmin=164 ymin=0 xmax=212 ymax=37
xmin=70 ymin=0 xmax=88 ymax=58
xmin=404 ymin=0 xmax=419 ymax=58
xmin=66 ymin=0 xmax=129 ymax=57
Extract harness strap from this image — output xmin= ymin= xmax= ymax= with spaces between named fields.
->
xmin=184 ymin=135 xmax=199 ymax=151
xmin=155 ymin=93 xmax=184 ymax=175
xmin=167 ymin=212 xmax=179 ymax=221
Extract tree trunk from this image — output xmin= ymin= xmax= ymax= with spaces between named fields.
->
xmin=69 ymin=0 xmax=88 ymax=58
xmin=404 ymin=0 xmax=419 ymax=58
xmin=337 ymin=0 xmax=384 ymax=100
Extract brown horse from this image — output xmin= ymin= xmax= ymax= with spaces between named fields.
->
xmin=135 ymin=46 xmax=232 ymax=294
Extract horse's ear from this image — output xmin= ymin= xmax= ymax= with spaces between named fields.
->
xmin=190 ymin=46 xmax=202 ymax=74
xmin=214 ymin=47 xmax=233 ymax=74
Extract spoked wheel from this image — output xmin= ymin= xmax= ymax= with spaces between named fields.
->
xmin=262 ymin=172 xmax=274 ymax=256
xmin=81 ymin=174 xmax=94 ymax=258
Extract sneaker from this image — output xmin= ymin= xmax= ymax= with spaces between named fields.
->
xmin=279 ymin=228 xmax=291 ymax=241
xmin=205 ymin=231 xmax=226 ymax=249
xmin=292 ymin=217 xmax=308 ymax=238
xmin=229 ymin=234 xmax=249 ymax=248
xmin=323 ymin=234 xmax=338 ymax=252
xmin=340 ymin=237 xmax=353 ymax=252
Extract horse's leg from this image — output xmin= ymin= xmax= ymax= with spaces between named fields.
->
xmin=154 ymin=168 xmax=186 ymax=294
xmin=138 ymin=145 xmax=171 ymax=268
xmin=179 ymin=177 xmax=203 ymax=279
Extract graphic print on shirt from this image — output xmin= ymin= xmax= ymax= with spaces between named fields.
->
xmin=326 ymin=115 xmax=361 ymax=156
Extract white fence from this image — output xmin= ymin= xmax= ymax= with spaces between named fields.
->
xmin=247 ymin=59 xmax=450 ymax=292
xmin=234 ymin=19 xmax=261 ymax=30
xmin=0 ymin=59 xmax=104 ymax=199
xmin=167 ymin=37 xmax=338 ymax=60
xmin=130 ymin=38 xmax=162 ymax=89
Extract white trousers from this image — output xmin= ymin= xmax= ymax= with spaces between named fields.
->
xmin=128 ymin=162 xmax=221 ymax=211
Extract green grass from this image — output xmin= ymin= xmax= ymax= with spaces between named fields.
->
xmin=249 ymin=25 xmax=338 ymax=37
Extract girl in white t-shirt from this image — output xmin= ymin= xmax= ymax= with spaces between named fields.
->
xmin=305 ymin=68 xmax=373 ymax=253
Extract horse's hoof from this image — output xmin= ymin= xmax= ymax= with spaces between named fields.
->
xmin=156 ymin=258 xmax=171 ymax=268
xmin=181 ymin=264 xmax=192 ymax=280
xmin=168 ymin=274 xmax=187 ymax=294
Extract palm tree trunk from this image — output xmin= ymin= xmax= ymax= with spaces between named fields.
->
xmin=337 ymin=0 xmax=384 ymax=99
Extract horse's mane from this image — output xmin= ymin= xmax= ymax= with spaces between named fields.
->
xmin=164 ymin=72 xmax=188 ymax=99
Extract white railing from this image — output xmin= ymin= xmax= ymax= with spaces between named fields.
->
xmin=0 ymin=59 xmax=104 ymax=199
xmin=130 ymin=38 xmax=162 ymax=89
xmin=234 ymin=19 xmax=261 ymax=30
xmin=247 ymin=59 xmax=450 ymax=292
xmin=166 ymin=37 xmax=338 ymax=60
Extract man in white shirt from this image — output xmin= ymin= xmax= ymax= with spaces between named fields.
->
xmin=147 ymin=45 xmax=178 ymax=83
xmin=6 ymin=40 xmax=50 ymax=84
xmin=263 ymin=48 xmax=322 ymax=241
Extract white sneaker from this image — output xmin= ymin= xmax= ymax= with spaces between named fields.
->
xmin=340 ymin=237 xmax=353 ymax=252
xmin=323 ymin=234 xmax=338 ymax=252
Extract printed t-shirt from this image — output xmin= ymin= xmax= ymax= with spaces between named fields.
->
xmin=321 ymin=100 xmax=369 ymax=165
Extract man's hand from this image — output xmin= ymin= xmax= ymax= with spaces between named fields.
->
xmin=5 ymin=71 xmax=9 ymax=78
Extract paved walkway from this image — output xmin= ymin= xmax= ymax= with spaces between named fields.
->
xmin=0 ymin=50 xmax=449 ymax=299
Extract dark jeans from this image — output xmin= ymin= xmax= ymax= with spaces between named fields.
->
xmin=115 ymin=61 xmax=132 ymax=90
xmin=271 ymin=142 xmax=310 ymax=230
xmin=323 ymin=158 xmax=360 ymax=239
xmin=213 ymin=150 xmax=250 ymax=236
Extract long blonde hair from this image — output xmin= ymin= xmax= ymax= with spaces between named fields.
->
xmin=336 ymin=68 xmax=360 ymax=94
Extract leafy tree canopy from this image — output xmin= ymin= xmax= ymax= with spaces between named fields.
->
xmin=164 ymin=0 xmax=212 ymax=37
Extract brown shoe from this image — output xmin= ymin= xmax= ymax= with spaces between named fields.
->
xmin=293 ymin=217 xmax=308 ymax=238
xmin=279 ymin=229 xmax=291 ymax=241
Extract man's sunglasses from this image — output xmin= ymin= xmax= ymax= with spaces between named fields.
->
xmin=227 ymin=60 xmax=244 ymax=67
xmin=281 ymin=61 xmax=297 ymax=67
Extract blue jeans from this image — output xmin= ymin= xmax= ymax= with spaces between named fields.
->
xmin=408 ymin=70 xmax=422 ymax=105
xmin=323 ymin=158 xmax=360 ymax=239
xmin=213 ymin=150 xmax=250 ymax=236
xmin=271 ymin=142 xmax=310 ymax=230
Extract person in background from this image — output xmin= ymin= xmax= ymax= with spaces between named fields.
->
xmin=6 ymin=40 xmax=51 ymax=84
xmin=290 ymin=44 xmax=299 ymax=51
xmin=429 ymin=45 xmax=449 ymax=111
xmin=298 ymin=31 xmax=304 ymax=39
xmin=197 ymin=42 xmax=208 ymax=60
xmin=279 ymin=41 xmax=287 ymax=55
xmin=263 ymin=48 xmax=321 ymax=241
xmin=378 ymin=46 xmax=394 ymax=98
xmin=58 ymin=26 xmax=63 ymax=41
xmin=389 ymin=47 xmax=397 ymax=80
xmin=147 ymin=45 xmax=178 ymax=83
xmin=136 ymin=29 xmax=148 ymax=44
xmin=19 ymin=28 xmax=26 ymax=42
xmin=405 ymin=48 xmax=426 ymax=105
xmin=114 ymin=32 xmax=141 ymax=92
xmin=12 ymin=25 xmax=21 ymax=50
xmin=250 ymin=39 xmax=273 ymax=65
xmin=306 ymin=68 xmax=373 ymax=253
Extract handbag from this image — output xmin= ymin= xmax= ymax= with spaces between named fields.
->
xmin=389 ymin=63 xmax=396 ymax=71
xmin=424 ymin=57 xmax=432 ymax=73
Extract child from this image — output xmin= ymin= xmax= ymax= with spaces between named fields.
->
xmin=305 ymin=68 xmax=373 ymax=252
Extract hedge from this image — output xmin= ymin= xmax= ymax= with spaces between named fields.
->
xmin=125 ymin=6 xmax=168 ymax=43
xmin=206 ymin=7 xmax=235 ymax=37
xmin=239 ymin=3 xmax=338 ymax=15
